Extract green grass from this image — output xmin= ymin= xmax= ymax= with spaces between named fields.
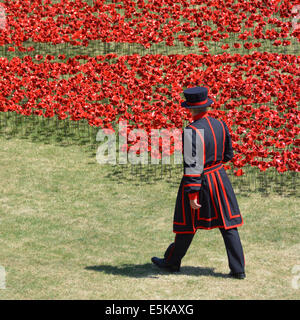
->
xmin=0 ymin=136 xmax=299 ymax=299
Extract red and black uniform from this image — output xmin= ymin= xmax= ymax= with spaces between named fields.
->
xmin=165 ymin=111 xmax=245 ymax=274
xmin=174 ymin=111 xmax=243 ymax=233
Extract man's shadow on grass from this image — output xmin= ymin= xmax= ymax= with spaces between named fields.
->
xmin=85 ymin=263 xmax=229 ymax=279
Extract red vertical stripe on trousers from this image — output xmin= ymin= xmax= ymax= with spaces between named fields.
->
xmin=166 ymin=244 xmax=175 ymax=262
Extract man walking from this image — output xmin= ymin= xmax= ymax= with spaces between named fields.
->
xmin=151 ymin=86 xmax=245 ymax=279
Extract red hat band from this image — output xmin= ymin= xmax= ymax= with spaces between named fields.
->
xmin=186 ymin=99 xmax=208 ymax=106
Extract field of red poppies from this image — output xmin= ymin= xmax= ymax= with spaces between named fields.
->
xmin=0 ymin=0 xmax=299 ymax=178
xmin=1 ymin=0 xmax=299 ymax=52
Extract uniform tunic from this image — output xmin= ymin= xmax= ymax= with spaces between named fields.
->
xmin=173 ymin=111 xmax=243 ymax=234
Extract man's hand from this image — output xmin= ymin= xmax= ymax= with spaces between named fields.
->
xmin=190 ymin=199 xmax=201 ymax=210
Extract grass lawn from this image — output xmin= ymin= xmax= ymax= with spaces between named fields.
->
xmin=0 ymin=135 xmax=299 ymax=300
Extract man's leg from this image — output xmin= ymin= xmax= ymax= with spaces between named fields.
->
xmin=219 ymin=227 xmax=245 ymax=275
xmin=164 ymin=233 xmax=195 ymax=267
xmin=152 ymin=233 xmax=195 ymax=271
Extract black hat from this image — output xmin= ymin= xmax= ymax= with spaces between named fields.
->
xmin=181 ymin=86 xmax=214 ymax=109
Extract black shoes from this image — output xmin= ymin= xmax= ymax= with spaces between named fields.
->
xmin=229 ymin=271 xmax=246 ymax=279
xmin=151 ymin=257 xmax=180 ymax=272
xmin=152 ymin=257 xmax=246 ymax=279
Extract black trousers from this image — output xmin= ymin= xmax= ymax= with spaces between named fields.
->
xmin=164 ymin=228 xmax=245 ymax=274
